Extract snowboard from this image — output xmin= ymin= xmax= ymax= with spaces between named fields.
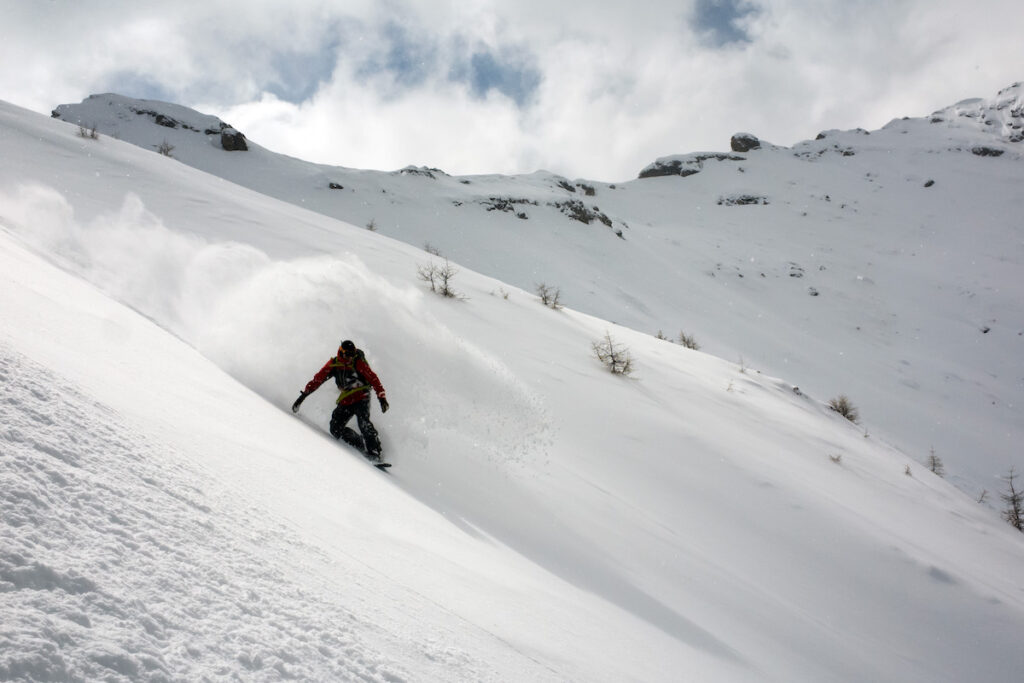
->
xmin=293 ymin=414 xmax=391 ymax=470
xmin=341 ymin=435 xmax=391 ymax=470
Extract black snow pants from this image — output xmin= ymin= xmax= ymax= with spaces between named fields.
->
xmin=329 ymin=397 xmax=381 ymax=455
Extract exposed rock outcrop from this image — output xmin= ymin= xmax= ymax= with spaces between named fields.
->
xmin=220 ymin=128 xmax=248 ymax=151
xmin=730 ymin=133 xmax=761 ymax=152
xmin=638 ymin=152 xmax=744 ymax=179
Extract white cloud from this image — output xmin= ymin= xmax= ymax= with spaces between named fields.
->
xmin=1 ymin=0 xmax=1022 ymax=180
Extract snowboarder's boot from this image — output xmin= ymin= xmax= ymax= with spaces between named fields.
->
xmin=337 ymin=427 xmax=365 ymax=451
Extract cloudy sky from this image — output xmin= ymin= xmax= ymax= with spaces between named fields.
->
xmin=2 ymin=0 xmax=1022 ymax=180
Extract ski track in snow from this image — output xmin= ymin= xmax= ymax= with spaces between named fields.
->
xmin=0 ymin=343 xmax=446 ymax=682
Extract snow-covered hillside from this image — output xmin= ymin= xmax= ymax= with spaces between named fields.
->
xmin=1 ymin=93 xmax=1023 ymax=681
xmin=51 ymin=85 xmax=1024 ymax=498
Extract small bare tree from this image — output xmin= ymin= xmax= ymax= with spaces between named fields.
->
xmin=1001 ymin=466 xmax=1023 ymax=532
xmin=592 ymin=331 xmax=634 ymax=376
xmin=828 ymin=395 xmax=860 ymax=424
xmin=536 ymin=283 xmax=563 ymax=309
xmin=677 ymin=331 xmax=701 ymax=350
xmin=424 ymin=242 xmax=442 ymax=256
xmin=156 ymin=139 xmax=175 ymax=157
xmin=418 ymin=259 xmax=462 ymax=298
xmin=926 ymin=448 xmax=945 ymax=477
xmin=366 ymin=218 xmax=378 ymax=231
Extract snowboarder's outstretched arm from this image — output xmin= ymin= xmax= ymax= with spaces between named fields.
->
xmin=292 ymin=358 xmax=335 ymax=413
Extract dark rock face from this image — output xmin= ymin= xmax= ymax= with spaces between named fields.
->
xmin=551 ymin=199 xmax=613 ymax=227
xmin=638 ymin=153 xmax=744 ymax=179
xmin=731 ymin=133 xmax=761 ymax=152
xmin=221 ymin=128 xmax=248 ymax=151
xmin=483 ymin=197 xmax=537 ymax=214
xmin=638 ymin=160 xmax=702 ymax=178
xmin=717 ymin=194 xmax=769 ymax=206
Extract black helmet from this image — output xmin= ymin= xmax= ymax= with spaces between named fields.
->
xmin=340 ymin=339 xmax=356 ymax=356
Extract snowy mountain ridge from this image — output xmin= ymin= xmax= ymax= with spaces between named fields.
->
xmin=0 ymin=87 xmax=1022 ymax=681
xmin=929 ymin=80 xmax=1024 ymax=143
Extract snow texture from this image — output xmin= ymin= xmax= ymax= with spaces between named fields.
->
xmin=1 ymin=84 xmax=1023 ymax=681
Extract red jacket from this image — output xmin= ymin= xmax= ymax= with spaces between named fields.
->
xmin=303 ymin=350 xmax=386 ymax=406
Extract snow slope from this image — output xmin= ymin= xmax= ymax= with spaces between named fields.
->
xmin=51 ymin=86 xmax=1024 ymax=498
xmin=2 ymin=96 xmax=1024 ymax=680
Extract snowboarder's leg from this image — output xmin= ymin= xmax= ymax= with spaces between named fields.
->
xmin=355 ymin=399 xmax=381 ymax=457
xmin=330 ymin=404 xmax=364 ymax=450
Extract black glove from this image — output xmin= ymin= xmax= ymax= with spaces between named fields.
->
xmin=291 ymin=392 xmax=308 ymax=413
xmin=379 ymin=397 xmax=390 ymax=413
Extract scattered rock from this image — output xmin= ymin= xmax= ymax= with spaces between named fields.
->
xmin=482 ymin=197 xmax=537 ymax=214
xmin=551 ymin=199 xmax=613 ymax=227
xmin=730 ymin=133 xmax=761 ymax=152
xmin=717 ymin=194 xmax=769 ymax=206
xmin=220 ymin=128 xmax=248 ymax=151
xmin=971 ymin=146 xmax=1004 ymax=157
xmin=638 ymin=153 xmax=744 ymax=179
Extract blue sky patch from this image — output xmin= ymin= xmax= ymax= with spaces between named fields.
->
xmin=266 ymin=42 xmax=341 ymax=104
xmin=691 ymin=0 xmax=761 ymax=47
xmin=356 ymin=22 xmax=438 ymax=90
xmin=451 ymin=47 xmax=541 ymax=107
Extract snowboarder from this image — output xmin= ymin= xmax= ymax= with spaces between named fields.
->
xmin=292 ymin=340 xmax=389 ymax=460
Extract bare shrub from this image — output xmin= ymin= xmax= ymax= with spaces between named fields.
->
xmin=424 ymin=242 xmax=442 ymax=256
xmin=926 ymin=448 xmax=945 ymax=477
xmin=1001 ymin=467 xmax=1023 ymax=531
xmin=77 ymin=124 xmax=99 ymax=140
xmin=592 ymin=331 xmax=634 ymax=376
xmin=366 ymin=218 xmax=377 ymax=231
xmin=418 ymin=259 xmax=462 ymax=298
xmin=156 ymin=139 xmax=175 ymax=157
xmin=536 ymin=283 xmax=563 ymax=309
xmin=828 ymin=395 xmax=860 ymax=424
xmin=677 ymin=332 xmax=701 ymax=350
